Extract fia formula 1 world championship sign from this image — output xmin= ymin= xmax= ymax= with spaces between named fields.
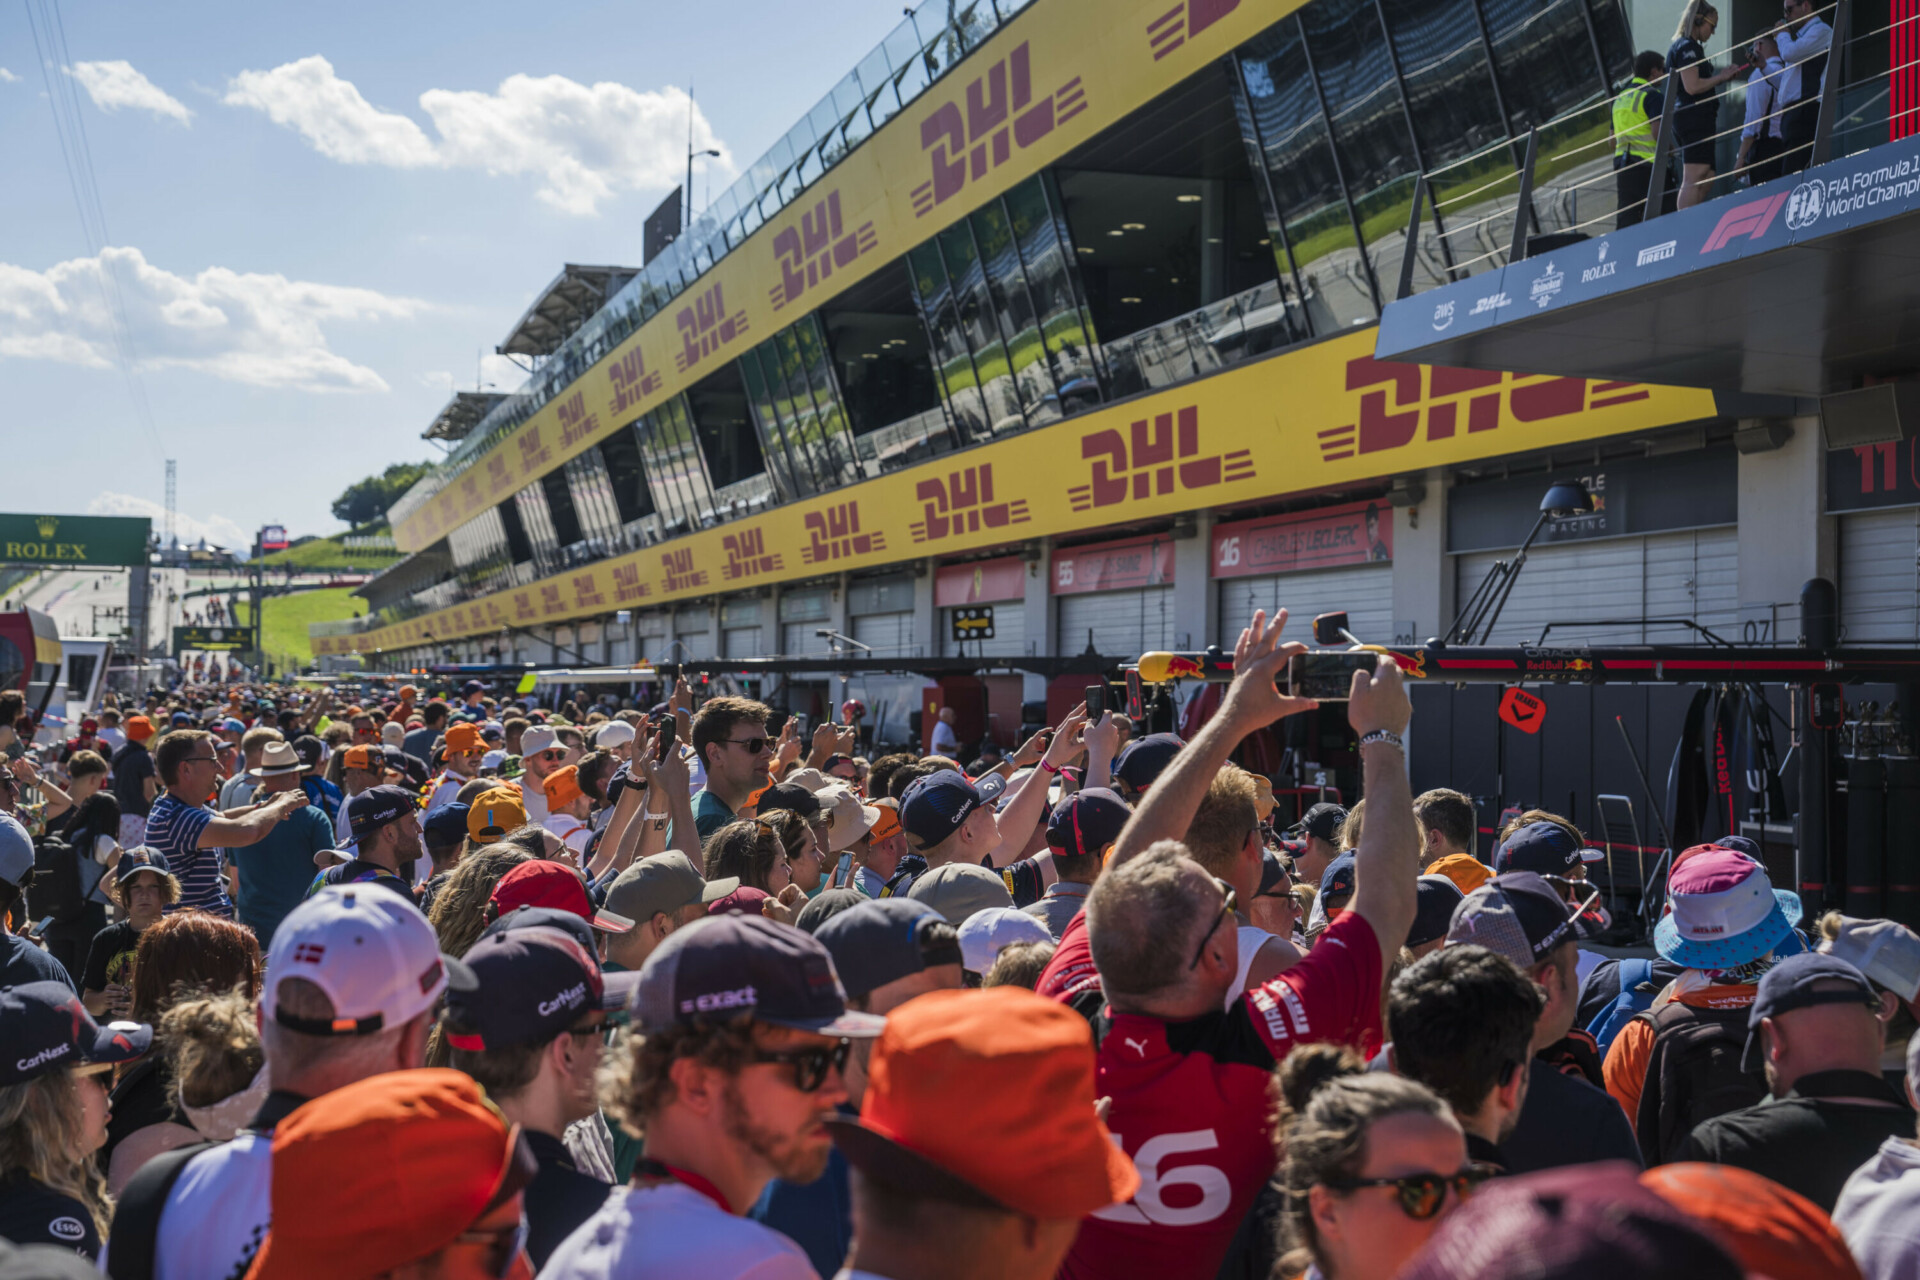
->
xmin=0 ymin=514 xmax=151 ymax=567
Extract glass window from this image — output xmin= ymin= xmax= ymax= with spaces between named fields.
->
xmin=793 ymin=315 xmax=862 ymax=487
xmin=511 ymin=484 xmax=559 ymax=576
xmin=598 ymin=426 xmax=656 ymax=527
xmin=497 ymin=499 xmax=533 ymax=568
xmin=637 ymin=398 xmax=713 ymax=535
xmin=1378 ymin=0 xmax=1509 ymax=167
xmin=687 ymin=375 xmax=765 ymax=493
xmin=1236 ymin=22 xmax=1377 ymax=332
xmin=539 ymin=468 xmax=584 ymax=549
xmin=908 ymin=240 xmax=991 ymax=444
xmin=937 ymin=222 xmax=1028 ymax=437
xmin=738 ymin=346 xmax=807 ymax=500
xmin=563 ymin=448 xmax=621 ymax=545
xmin=970 ymin=199 xmax=1061 ymax=427
xmin=772 ymin=325 xmax=831 ymax=492
xmin=1003 ymin=177 xmax=1101 ymax=413
xmin=1585 ymin=0 xmax=1633 ymax=84
xmin=1480 ymin=0 xmax=1603 ymax=132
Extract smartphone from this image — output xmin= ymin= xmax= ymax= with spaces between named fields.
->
xmin=1085 ymin=683 xmax=1106 ymax=718
xmin=832 ymin=851 xmax=853 ymax=889
xmin=1284 ymin=651 xmax=1379 ymax=700
xmin=658 ymin=715 xmax=678 ymax=750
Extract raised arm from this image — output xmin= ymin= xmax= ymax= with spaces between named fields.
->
xmin=988 ymin=704 xmax=1088 ymax=866
xmin=1110 ymin=609 xmax=1313 ymax=868
xmin=1344 ymin=662 xmax=1418 ymax=971
xmin=197 ymin=788 xmax=306 ymax=849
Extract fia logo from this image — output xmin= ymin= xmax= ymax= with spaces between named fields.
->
xmin=1530 ymin=260 xmax=1564 ymax=308
xmin=1431 ymin=299 xmax=1455 ymax=332
xmin=1785 ymin=181 xmax=1825 ymax=231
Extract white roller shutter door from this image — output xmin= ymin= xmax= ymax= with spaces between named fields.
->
xmin=782 ymin=622 xmax=832 ymax=657
xmin=1841 ymin=508 xmax=1920 ymax=642
xmin=851 ymin=612 xmax=915 ymax=657
xmin=1452 ymin=527 xmax=1738 ymax=645
xmin=1057 ymin=587 xmax=1176 ymax=659
xmin=943 ymin=604 xmax=1027 ymax=657
xmin=722 ymin=627 xmax=764 ymax=659
xmin=1216 ymin=565 xmax=1394 ymax=646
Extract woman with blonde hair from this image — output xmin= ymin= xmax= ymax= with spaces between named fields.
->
xmin=1670 ymin=0 xmax=1746 ymax=207
xmin=0 ymin=981 xmax=153 ymax=1258
xmin=427 ymin=840 xmax=535 ymax=958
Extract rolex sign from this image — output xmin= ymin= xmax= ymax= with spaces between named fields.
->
xmin=0 ymin=514 xmax=152 ymax=567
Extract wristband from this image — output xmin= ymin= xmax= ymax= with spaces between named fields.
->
xmin=1359 ymin=729 xmax=1404 ymax=751
xmin=1040 ymin=760 xmax=1062 ymax=775
xmin=643 ymin=811 xmax=669 ymax=822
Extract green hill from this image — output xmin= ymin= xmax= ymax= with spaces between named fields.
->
xmin=256 ymin=528 xmax=401 ymax=570
xmin=232 ymin=588 xmax=366 ymax=672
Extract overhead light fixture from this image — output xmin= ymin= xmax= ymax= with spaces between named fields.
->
xmin=1207 ymin=236 xmax=1223 ymax=243
xmin=1176 ymin=194 xmax=1202 ymax=203
xmin=1122 ymin=222 xmax=1146 ymax=230
xmin=1077 ymin=246 xmax=1095 ymax=254
xmin=862 ymin=353 xmax=879 ymax=359
xmin=1170 ymin=276 xmax=1181 ymax=284
xmin=1539 ymin=480 xmax=1595 ymax=519
xmin=1121 ymin=296 xmax=1143 ymax=304
xmin=1107 ymin=229 xmax=1124 ymax=237
xmin=1257 ymin=238 xmax=1271 ymax=246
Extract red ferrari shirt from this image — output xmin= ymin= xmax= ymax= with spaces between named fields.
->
xmin=1059 ymin=909 xmax=1384 ymax=1280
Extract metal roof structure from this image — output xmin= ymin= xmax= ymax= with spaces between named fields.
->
xmin=495 ymin=264 xmax=639 ymax=360
xmin=422 ymin=391 xmax=508 ymax=443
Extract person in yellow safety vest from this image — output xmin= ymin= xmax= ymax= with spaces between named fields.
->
xmin=1614 ymin=50 xmax=1669 ymax=229
xmin=425 ymin=721 xmax=487 ymax=813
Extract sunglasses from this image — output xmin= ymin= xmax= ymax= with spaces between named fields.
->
xmin=1326 ymin=1163 xmax=1499 ymax=1220
xmin=748 ymin=1037 xmax=852 ymax=1092
xmin=1189 ymin=877 xmax=1239 ymax=970
xmin=726 ymin=737 xmax=770 ymax=753
xmin=454 ymin=1215 xmax=528 ymax=1279
xmin=538 ymin=750 xmax=566 ymax=762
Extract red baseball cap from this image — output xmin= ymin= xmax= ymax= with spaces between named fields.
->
xmin=489 ymin=860 xmax=631 ymax=933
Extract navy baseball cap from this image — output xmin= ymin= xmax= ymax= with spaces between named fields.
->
xmin=443 ymin=925 xmax=638 ymax=1051
xmin=975 ymin=771 xmax=1009 ymax=807
xmin=109 ymin=847 xmax=172 ymax=889
xmin=346 ymin=784 xmax=418 ymax=844
xmin=461 ymin=680 xmax=486 ymax=695
xmin=1046 ymin=788 xmax=1130 ymax=860
xmin=900 ymin=770 xmax=987 ymax=850
xmin=758 ymin=782 xmax=822 ymax=819
xmin=1289 ymin=802 xmax=1348 ymax=843
xmin=1492 ymin=822 xmax=1605 ymax=875
xmin=1408 ymin=874 xmax=1466 ymax=948
xmin=422 ymin=803 xmax=471 ymax=843
xmin=1319 ymin=851 xmax=1357 ymax=902
xmin=480 ymin=905 xmax=596 ymax=955
xmin=1741 ymin=951 xmax=1881 ymax=1071
xmin=0 ymin=981 xmax=151 ymax=1086
xmin=631 ymin=913 xmax=886 ymax=1037
xmin=795 ymin=887 xmax=869 ymax=934
xmin=1445 ymin=871 xmax=1582 ymax=971
xmin=814 ymin=899 xmax=964 ymax=1000
xmin=1114 ymin=733 xmax=1183 ymax=791
xmin=169 ymin=710 xmax=193 ymax=726
xmin=1257 ymin=848 xmax=1294 ymax=897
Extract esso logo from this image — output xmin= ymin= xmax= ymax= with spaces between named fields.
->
xmin=1217 ymin=537 xmax=1241 ymax=569
xmin=1090 ymin=1128 xmax=1232 ymax=1227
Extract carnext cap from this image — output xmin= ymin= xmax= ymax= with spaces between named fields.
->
xmin=1408 ymin=874 xmax=1466 ymax=949
xmin=345 ymin=785 xmax=417 ymax=845
xmin=630 ymin=913 xmax=886 ymax=1037
xmin=1445 ymin=872 xmax=1582 ymax=971
xmin=0 ymin=981 xmax=151 ymax=1086
xmin=1113 ymin=733 xmax=1183 ymax=792
xmin=1288 ymin=801 xmax=1348 ymax=843
xmin=605 ymin=852 xmax=738 ymax=924
xmin=443 ymin=925 xmax=639 ymax=1051
xmin=263 ymin=887 xmax=462 ymax=1037
xmin=814 ymin=899 xmax=963 ymax=999
xmin=1741 ymin=951 xmax=1882 ymax=1071
xmin=1046 ymin=788 xmax=1130 ymax=860
xmin=1492 ymin=821 xmax=1606 ymax=875
xmin=900 ymin=770 xmax=986 ymax=850
xmin=490 ymin=861 xmax=633 ymax=934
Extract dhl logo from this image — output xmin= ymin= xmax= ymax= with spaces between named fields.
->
xmin=722 ymin=527 xmax=784 ymax=580
xmin=512 ymin=591 xmax=536 ymax=622
xmin=1145 ymin=0 xmax=1240 ymax=60
xmin=912 ymin=42 xmax=1085 ymax=219
xmin=770 ymin=190 xmax=878 ymax=311
xmin=675 ymin=283 xmax=750 ymax=373
xmin=1068 ymin=406 xmax=1254 ymax=512
xmin=802 ymin=501 xmax=887 ymax=564
xmin=611 ymin=563 xmax=651 ymax=603
xmin=539 ymin=584 xmax=565 ymax=615
xmin=518 ymin=425 xmax=553 ymax=474
xmin=1317 ymin=357 xmax=1651 ymax=462
xmin=556 ymin=391 xmax=601 ymax=449
xmin=572 ymin=573 xmax=605 ymax=609
xmin=910 ymin=464 xmax=1029 ymax=544
xmin=662 ymin=548 xmax=709 ymax=593
xmin=607 ymin=348 xmax=663 ymax=418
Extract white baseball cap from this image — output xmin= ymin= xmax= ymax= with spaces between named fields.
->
xmin=593 ymin=721 xmax=636 ymax=749
xmin=0 ymin=812 xmax=33 ymax=890
xmin=263 ymin=886 xmax=465 ymax=1036
xmin=955 ymin=906 xmax=1052 ymax=975
xmin=1820 ymin=915 xmax=1920 ymax=1003
xmin=520 ymin=726 xmax=559 ymax=757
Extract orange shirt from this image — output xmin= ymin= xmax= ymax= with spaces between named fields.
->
xmin=1602 ymin=976 xmax=1758 ymax=1125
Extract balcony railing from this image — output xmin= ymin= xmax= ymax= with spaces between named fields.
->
xmin=388 ymin=0 xmax=1041 ymax=535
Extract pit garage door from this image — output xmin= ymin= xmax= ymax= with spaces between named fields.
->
xmin=1216 ymin=564 xmax=1394 ymax=647
xmin=1452 ymin=527 xmax=1738 ymax=645
xmin=1057 ymin=586 xmax=1176 ymax=660
xmin=1841 ymin=507 xmax=1920 ymax=642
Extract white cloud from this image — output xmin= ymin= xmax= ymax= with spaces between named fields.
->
xmin=66 ymin=60 xmax=192 ymax=124
xmin=224 ymin=56 xmax=726 ymax=215
xmin=418 ymin=352 xmax=522 ymax=397
xmin=86 ymin=492 xmax=248 ymax=549
xmin=0 ymin=246 xmax=426 ymax=392
xmin=0 ymin=68 xmax=19 ymax=84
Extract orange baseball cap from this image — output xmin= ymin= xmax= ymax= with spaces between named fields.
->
xmin=340 ymin=745 xmax=379 ymax=772
xmin=868 ymin=798 xmax=902 ymax=843
xmin=443 ymin=722 xmax=484 ymax=754
xmin=398 ymin=684 xmax=419 ymax=700
xmin=245 ymin=1069 xmax=537 ymax=1280
xmin=542 ymin=765 xmax=584 ymax=809
xmin=125 ymin=715 xmax=154 ymax=742
xmin=826 ymin=987 xmax=1138 ymax=1219
xmin=1641 ymin=1163 xmax=1862 ymax=1280
xmin=468 ymin=787 xmax=528 ymax=841
xmin=1427 ymin=852 xmax=1493 ymax=897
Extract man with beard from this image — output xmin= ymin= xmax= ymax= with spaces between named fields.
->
xmin=541 ymin=914 xmax=886 ymax=1278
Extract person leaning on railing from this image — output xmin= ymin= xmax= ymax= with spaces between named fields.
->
xmin=1669 ymin=0 xmax=1747 ymax=209
xmin=1775 ymin=0 xmax=1834 ymax=175
xmin=1614 ymin=50 xmax=1670 ymax=228
xmin=1736 ymin=36 xmax=1789 ymax=186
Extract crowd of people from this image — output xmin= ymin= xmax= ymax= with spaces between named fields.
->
xmin=0 ymin=606 xmax=1918 ymax=1278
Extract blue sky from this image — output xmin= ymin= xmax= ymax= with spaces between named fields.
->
xmin=2 ymin=0 xmax=912 ymax=547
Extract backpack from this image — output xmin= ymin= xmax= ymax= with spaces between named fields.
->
xmin=1631 ymin=998 xmax=1767 ymax=1166
xmin=27 ymin=834 xmax=96 ymax=925
xmin=105 ymin=1139 xmax=218 ymax=1280
xmin=1585 ymin=958 xmax=1658 ymax=1057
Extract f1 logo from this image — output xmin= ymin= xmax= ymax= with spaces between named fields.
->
xmin=1700 ymin=193 xmax=1788 ymax=253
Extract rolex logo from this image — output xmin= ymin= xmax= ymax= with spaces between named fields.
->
xmin=34 ymin=516 xmax=57 ymax=539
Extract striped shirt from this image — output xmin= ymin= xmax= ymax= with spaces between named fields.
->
xmin=145 ymin=792 xmax=228 ymax=916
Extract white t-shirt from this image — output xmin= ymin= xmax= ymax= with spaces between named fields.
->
xmin=152 ymin=1131 xmax=272 ymax=1280
xmin=544 ymin=812 xmax=593 ymax=855
xmin=96 ymin=727 xmax=126 ymax=752
xmin=425 ymin=772 xmax=468 ymax=813
xmin=930 ymin=720 xmax=960 ymax=758
xmin=541 ymin=1182 xmax=815 ymax=1279
xmin=518 ymin=777 xmax=550 ymax=825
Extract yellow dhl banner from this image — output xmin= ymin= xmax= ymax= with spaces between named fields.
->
xmin=330 ymin=329 xmax=1717 ymax=655
xmin=394 ymin=0 xmax=1310 ymax=553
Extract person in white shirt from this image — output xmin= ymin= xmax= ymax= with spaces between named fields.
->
xmin=517 ymin=725 xmax=563 ymax=824
xmin=1834 ymin=1030 xmax=1920 ymax=1280
xmin=425 ymin=722 xmax=487 ymax=813
xmin=1736 ymin=37 xmax=1788 ymax=185
xmin=541 ymin=914 xmax=886 ymax=1280
xmin=1776 ymin=0 xmax=1833 ymax=172
xmin=541 ymin=766 xmax=595 ymax=857
xmin=95 ymin=710 xmax=126 ymax=754
xmin=929 ymin=706 xmax=961 ymax=759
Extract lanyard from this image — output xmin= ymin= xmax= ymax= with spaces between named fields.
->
xmin=633 ymin=1158 xmax=732 ymax=1215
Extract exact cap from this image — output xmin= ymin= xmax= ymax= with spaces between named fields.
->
xmin=1046 ymin=788 xmax=1130 ymax=860
xmin=825 ymin=988 xmax=1138 ymax=1218
xmin=1819 ymin=915 xmax=1920 ymax=1003
xmin=246 ymin=1069 xmax=537 ymax=1280
xmin=631 ymin=913 xmax=886 ymax=1037
xmin=957 ymin=907 xmax=1052 ymax=974
xmin=1408 ymin=874 xmax=1466 ymax=949
xmin=444 ymin=926 xmax=639 ymax=1050
xmin=344 ymin=785 xmax=416 ymax=846
xmin=490 ymin=860 xmax=632 ymax=934
xmin=907 ymin=861 xmax=1015 ymax=924
xmin=0 ymin=981 xmax=151 ymax=1086
xmin=605 ymin=852 xmax=738 ymax=924
xmin=1492 ymin=821 xmax=1606 ymax=875
xmin=815 ymin=899 xmax=962 ymax=998
xmin=262 ymin=887 xmax=460 ymax=1037
xmin=1445 ymin=872 xmax=1583 ymax=971
xmin=1113 ymin=733 xmax=1183 ymax=792
xmin=468 ymin=787 xmax=528 ymax=841
xmin=899 ymin=770 xmax=986 ymax=850
xmin=1288 ymin=801 xmax=1348 ymax=844
xmin=0 ymin=812 xmax=33 ymax=889
xmin=1741 ymin=951 xmax=1881 ymax=1071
